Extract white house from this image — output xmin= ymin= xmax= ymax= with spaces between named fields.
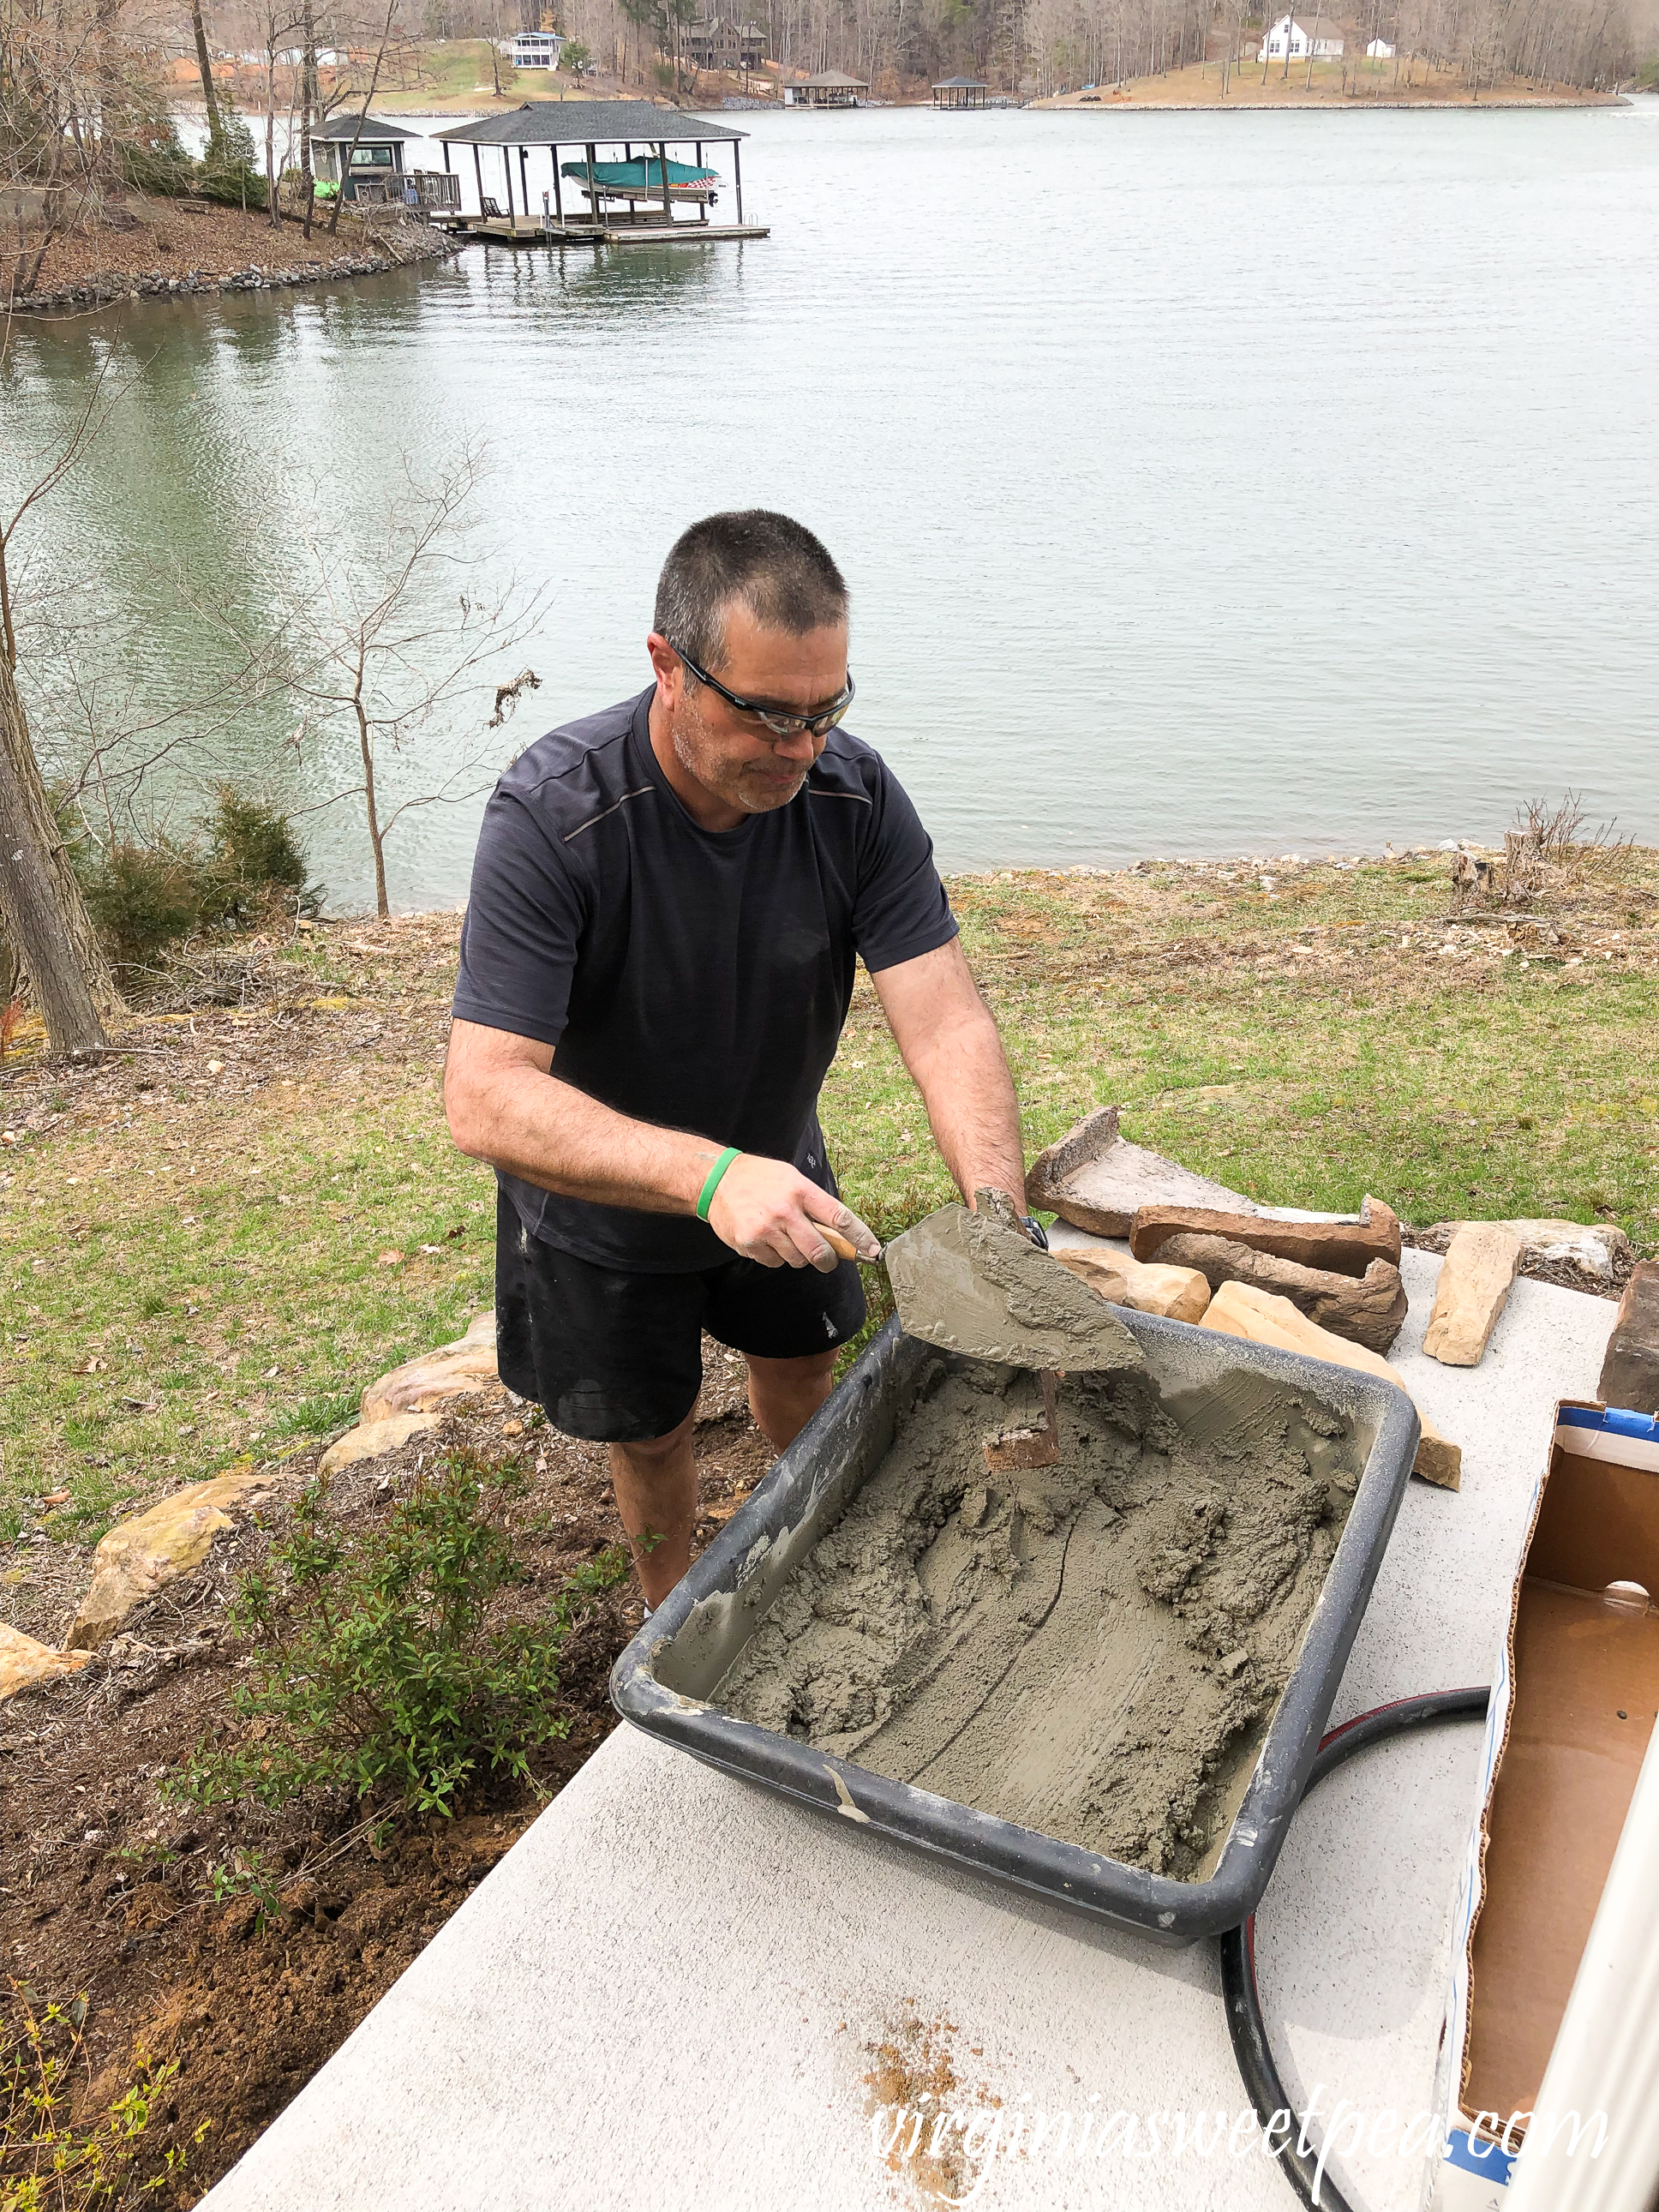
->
xmin=505 ymin=28 xmax=565 ymax=69
xmin=1365 ymin=34 xmax=1395 ymax=53
xmin=1258 ymin=12 xmax=1345 ymax=57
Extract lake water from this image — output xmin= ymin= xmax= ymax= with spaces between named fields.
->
xmin=9 ymin=102 xmax=1659 ymax=912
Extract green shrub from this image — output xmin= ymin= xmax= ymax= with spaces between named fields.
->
xmin=170 ymin=1450 xmax=631 ymax=1819
xmin=196 ymin=111 xmax=267 ymax=210
xmin=1 ymin=1979 xmax=209 ymax=2212
xmin=77 ymin=839 xmax=213 ymax=974
xmin=120 ymin=112 xmax=196 ymax=197
xmin=207 ymin=786 xmax=308 ymax=902
xmin=195 ymin=162 xmax=267 ymax=211
xmin=70 ymin=789 xmax=314 ymax=974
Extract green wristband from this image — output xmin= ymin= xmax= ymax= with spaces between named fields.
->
xmin=696 ymin=1147 xmax=741 ymax=1222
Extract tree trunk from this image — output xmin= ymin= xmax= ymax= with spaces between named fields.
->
xmin=0 ymin=652 xmax=114 ymax=1052
xmin=192 ymin=0 xmax=226 ymax=152
xmin=354 ymin=696 xmax=389 ymax=917
xmin=10 ymin=139 xmax=67 ymax=299
xmin=265 ymin=55 xmax=281 ymax=226
xmin=301 ymin=0 xmax=318 ymax=240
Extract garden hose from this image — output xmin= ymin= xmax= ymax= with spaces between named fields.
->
xmin=1219 ymin=1687 xmax=1493 ymax=2212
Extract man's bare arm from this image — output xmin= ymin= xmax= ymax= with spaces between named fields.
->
xmin=869 ymin=938 xmax=1027 ymax=1208
xmin=444 ymin=1018 xmax=879 ymax=1270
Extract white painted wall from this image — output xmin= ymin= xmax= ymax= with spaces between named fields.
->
xmin=1259 ymin=11 xmax=1346 ymax=57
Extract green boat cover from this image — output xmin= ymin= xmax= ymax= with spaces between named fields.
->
xmin=558 ymin=156 xmax=716 ymax=189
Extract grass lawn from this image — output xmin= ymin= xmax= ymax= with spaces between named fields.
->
xmin=1041 ymin=57 xmax=1614 ymax=103
xmin=2 ymin=849 xmax=1656 ymax=1550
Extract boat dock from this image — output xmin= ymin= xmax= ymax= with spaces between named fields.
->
xmin=440 ymin=213 xmax=769 ymax=246
xmin=433 ymin=99 xmax=769 ymax=247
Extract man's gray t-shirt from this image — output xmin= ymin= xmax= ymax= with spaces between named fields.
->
xmin=452 ymin=686 xmax=959 ymax=1272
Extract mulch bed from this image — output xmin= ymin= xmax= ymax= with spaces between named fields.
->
xmin=0 ymin=1360 xmax=771 ymax=2204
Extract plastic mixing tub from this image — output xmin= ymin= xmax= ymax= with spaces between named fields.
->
xmin=611 ymin=1311 xmax=1420 ymax=1945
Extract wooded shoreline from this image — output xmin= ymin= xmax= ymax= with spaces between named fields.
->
xmin=7 ymin=205 xmax=458 ymax=315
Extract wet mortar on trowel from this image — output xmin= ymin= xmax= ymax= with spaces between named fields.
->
xmin=716 ymin=1208 xmax=1360 ymax=1879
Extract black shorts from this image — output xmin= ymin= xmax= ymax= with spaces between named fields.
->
xmin=494 ymin=1191 xmax=868 ymax=1442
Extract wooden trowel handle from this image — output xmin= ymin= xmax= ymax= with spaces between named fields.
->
xmin=820 ymin=1226 xmax=860 ymax=1262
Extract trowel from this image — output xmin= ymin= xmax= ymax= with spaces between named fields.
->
xmin=878 ymin=1190 xmax=1144 ymax=1472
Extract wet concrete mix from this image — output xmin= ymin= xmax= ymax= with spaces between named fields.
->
xmin=716 ymin=1213 xmax=1359 ymax=1879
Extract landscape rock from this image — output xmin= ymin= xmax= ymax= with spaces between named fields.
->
xmin=1422 ymin=1224 xmax=1523 ymax=1367
xmin=0 ymin=1622 xmax=91 ymax=1701
xmin=1596 ymin=1262 xmax=1659 ymax=1416
xmin=1051 ymin=1245 xmax=1212 ymax=1322
xmin=64 ymin=1470 xmax=282 ymax=1652
xmin=1025 ymin=1104 xmax=1259 ymax=1235
xmin=361 ymin=1309 xmax=502 ymax=1424
xmin=1153 ymin=1233 xmax=1409 ymax=1352
xmin=318 ymin=1412 xmax=443 ymax=1476
xmin=1199 ymin=1279 xmax=1462 ymax=1490
xmin=1420 ymin=1217 xmax=1632 ymax=1284
xmin=1131 ymin=1196 xmax=1402 ymax=1280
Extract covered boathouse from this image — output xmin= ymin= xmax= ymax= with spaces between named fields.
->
xmin=931 ymin=74 xmax=990 ymax=106
xmin=788 ymin=69 xmax=868 ymax=105
xmin=434 ymin=101 xmax=765 ymax=243
xmin=312 ymin=113 xmax=415 ymax=200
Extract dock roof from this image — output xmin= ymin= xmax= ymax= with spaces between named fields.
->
xmin=931 ymin=74 xmax=988 ymax=87
xmin=436 ymin=100 xmax=745 ymax=147
xmin=800 ymin=68 xmax=869 ymax=85
xmin=314 ymin=111 xmax=416 ymax=141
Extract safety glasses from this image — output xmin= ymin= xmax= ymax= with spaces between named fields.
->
xmin=673 ymin=643 xmax=855 ymax=740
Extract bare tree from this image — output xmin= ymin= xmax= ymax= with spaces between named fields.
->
xmin=208 ymin=452 xmax=547 ymax=919
xmin=253 ymin=0 xmax=302 ymax=227
xmin=326 ymin=0 xmax=399 ymax=236
xmin=299 ymin=0 xmax=319 ymax=236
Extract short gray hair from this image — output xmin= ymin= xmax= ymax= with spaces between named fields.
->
xmin=655 ymin=510 xmax=847 ymax=673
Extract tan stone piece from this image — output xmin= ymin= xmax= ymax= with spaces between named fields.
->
xmin=1 ymin=1622 xmax=90 ymax=1702
xmin=361 ymin=1307 xmax=502 ymax=1424
xmin=65 ymin=1470 xmax=282 ymax=1652
xmin=1153 ymin=1233 xmax=1409 ymax=1353
xmin=1200 ymin=1279 xmax=1461 ymax=1490
xmin=1422 ymin=1224 xmax=1523 ymax=1368
xmin=1131 ymin=1196 xmax=1402 ymax=1280
xmin=1424 ymin=1217 xmax=1631 ymax=1285
xmin=319 ymin=1412 xmax=442 ymax=1477
xmin=1051 ymin=1245 xmax=1212 ymax=1322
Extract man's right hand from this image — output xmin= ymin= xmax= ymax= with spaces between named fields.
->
xmin=705 ymin=1154 xmax=881 ymax=1272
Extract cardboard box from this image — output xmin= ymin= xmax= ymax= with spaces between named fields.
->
xmin=1428 ymin=1402 xmax=1659 ymax=2209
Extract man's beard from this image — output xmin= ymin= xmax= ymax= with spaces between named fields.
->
xmin=671 ymin=699 xmax=809 ymax=815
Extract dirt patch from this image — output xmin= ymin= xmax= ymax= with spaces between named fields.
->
xmin=863 ymin=1999 xmax=997 ymax=2208
xmin=717 ymin=1353 xmax=1358 ymax=1878
xmin=0 ymin=1354 xmax=770 ymax=2203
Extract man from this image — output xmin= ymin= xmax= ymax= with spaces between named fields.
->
xmin=445 ymin=511 xmax=1028 ymax=1608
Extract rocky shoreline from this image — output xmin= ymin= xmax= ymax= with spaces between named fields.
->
xmin=8 ymin=224 xmax=460 ymax=315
